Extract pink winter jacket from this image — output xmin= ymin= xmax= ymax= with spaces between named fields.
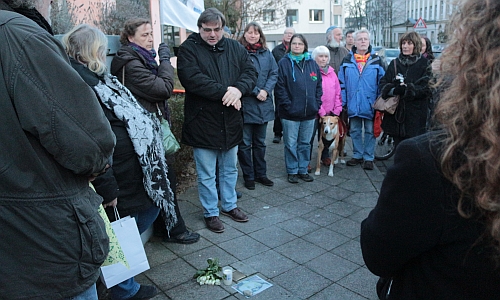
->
xmin=318 ymin=66 xmax=342 ymax=117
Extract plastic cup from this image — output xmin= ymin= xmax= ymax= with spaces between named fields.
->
xmin=222 ymin=266 xmax=233 ymax=285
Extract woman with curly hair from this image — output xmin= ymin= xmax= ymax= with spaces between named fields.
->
xmin=360 ymin=0 xmax=500 ymax=298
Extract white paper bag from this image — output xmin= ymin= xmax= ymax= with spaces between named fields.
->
xmin=100 ymin=214 xmax=150 ymax=288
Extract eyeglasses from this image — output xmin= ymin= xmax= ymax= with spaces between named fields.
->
xmin=291 ymin=42 xmax=304 ymax=46
xmin=201 ymin=27 xmax=222 ymax=33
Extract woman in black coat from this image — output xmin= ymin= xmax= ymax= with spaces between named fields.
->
xmin=379 ymin=32 xmax=432 ymax=148
xmin=110 ymin=18 xmax=200 ymax=245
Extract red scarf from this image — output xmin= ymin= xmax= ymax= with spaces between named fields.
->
xmin=245 ymin=43 xmax=263 ymax=53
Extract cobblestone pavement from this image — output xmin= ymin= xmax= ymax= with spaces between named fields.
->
xmin=136 ymin=121 xmax=394 ymax=300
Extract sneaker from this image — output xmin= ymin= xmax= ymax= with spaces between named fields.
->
xmin=272 ymin=135 xmax=281 ymax=143
xmin=244 ymin=180 xmax=255 ymax=190
xmin=221 ymin=208 xmax=249 ymax=222
xmin=255 ymin=177 xmax=274 ymax=186
xmin=297 ymin=173 xmax=314 ymax=182
xmin=363 ymin=160 xmax=374 ymax=170
xmin=322 ymin=157 xmax=332 ymax=166
xmin=129 ymin=285 xmax=158 ymax=300
xmin=288 ymin=174 xmax=299 ymax=183
xmin=346 ymin=158 xmax=363 ymax=166
xmin=163 ymin=230 xmax=200 ymax=244
xmin=204 ymin=216 xmax=225 ymax=233
xmin=236 ymin=191 xmax=243 ymax=199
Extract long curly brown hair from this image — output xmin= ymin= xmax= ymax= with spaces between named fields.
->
xmin=434 ymin=0 xmax=500 ymax=254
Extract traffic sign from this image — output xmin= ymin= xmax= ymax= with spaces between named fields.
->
xmin=414 ymin=17 xmax=427 ymax=29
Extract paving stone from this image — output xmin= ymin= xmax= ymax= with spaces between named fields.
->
xmin=301 ymin=193 xmax=339 ymax=209
xmin=317 ymin=185 xmax=354 ymax=201
xmin=161 ymin=234 xmax=213 ymax=257
xmin=302 ymin=208 xmax=343 ymax=227
xmin=277 ymin=199 xmax=317 ymax=217
xmin=329 ymin=218 xmax=362 ymax=239
xmin=226 ymin=215 xmax=274 ymax=234
xmin=165 ymin=279 xmax=230 ymax=300
xmin=272 ymin=266 xmax=331 ymax=299
xmin=182 ymin=245 xmax=238 ymax=270
xmin=275 ymin=238 xmax=327 ymax=264
xmin=336 ymin=267 xmax=379 ymax=299
xmin=305 ymin=252 xmax=360 ymax=281
xmin=252 ymin=206 xmax=297 ymax=225
xmin=302 ymin=227 xmax=350 ymax=251
xmin=349 ymin=208 xmax=373 ymax=223
xmin=218 ymin=235 xmax=270 ymax=260
xmin=144 ymin=241 xmax=178 ymax=268
xmin=309 ymin=283 xmax=369 ymax=300
xmin=331 ymin=240 xmax=365 ymax=266
xmin=341 ymin=179 xmax=378 ymax=193
xmin=236 ymin=197 xmax=272 ymax=215
xmin=248 ymin=226 xmax=297 ymax=248
xmin=343 ymin=191 xmax=379 ymax=208
xmin=324 ymin=200 xmax=363 ymax=218
xmin=233 ymin=278 xmax=300 ymax=300
xmin=276 ymin=217 xmax=321 ymax=237
xmin=241 ymin=250 xmax=298 ymax=278
xmin=145 ymin=258 xmax=197 ymax=290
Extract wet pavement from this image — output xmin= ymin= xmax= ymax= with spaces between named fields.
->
xmin=136 ymin=120 xmax=394 ymax=299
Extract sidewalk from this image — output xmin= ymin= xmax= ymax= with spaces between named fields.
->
xmin=138 ymin=121 xmax=393 ymax=299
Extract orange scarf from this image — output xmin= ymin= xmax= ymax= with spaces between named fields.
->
xmin=354 ymin=53 xmax=371 ymax=73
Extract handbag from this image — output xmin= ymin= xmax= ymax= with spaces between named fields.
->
xmin=373 ymin=62 xmax=400 ymax=114
xmin=157 ymin=103 xmax=180 ymax=155
xmin=100 ymin=207 xmax=150 ymax=288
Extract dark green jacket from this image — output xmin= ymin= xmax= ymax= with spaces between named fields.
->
xmin=0 ymin=8 xmax=115 ymax=299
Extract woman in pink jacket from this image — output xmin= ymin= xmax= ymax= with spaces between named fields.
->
xmin=308 ymin=45 xmax=342 ymax=171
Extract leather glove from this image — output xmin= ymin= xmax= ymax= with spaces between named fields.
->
xmin=158 ymin=43 xmax=171 ymax=62
xmin=393 ymin=85 xmax=406 ymax=96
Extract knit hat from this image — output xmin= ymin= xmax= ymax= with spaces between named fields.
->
xmin=326 ymin=26 xmax=338 ymax=34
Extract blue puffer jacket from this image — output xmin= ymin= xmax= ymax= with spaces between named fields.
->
xmin=274 ymin=53 xmax=323 ymax=121
xmin=241 ymin=47 xmax=278 ymax=124
xmin=339 ymin=46 xmax=385 ymax=120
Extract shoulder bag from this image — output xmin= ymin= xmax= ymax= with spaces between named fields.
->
xmin=373 ymin=61 xmax=399 ymax=114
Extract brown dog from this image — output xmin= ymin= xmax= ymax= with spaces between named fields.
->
xmin=315 ymin=116 xmax=346 ymax=176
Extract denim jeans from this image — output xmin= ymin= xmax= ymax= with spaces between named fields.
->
xmin=110 ymin=205 xmax=160 ymax=300
xmin=238 ymin=123 xmax=268 ymax=181
xmin=64 ymin=283 xmax=97 ymax=300
xmin=282 ymin=118 xmax=315 ymax=175
xmin=349 ymin=116 xmax=375 ymax=161
xmin=193 ymin=147 xmax=238 ymax=217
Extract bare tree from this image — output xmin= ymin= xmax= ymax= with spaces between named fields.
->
xmin=204 ymin=0 xmax=298 ymax=38
xmin=50 ymin=0 xmax=150 ymax=35
xmin=346 ymin=0 xmax=366 ymax=30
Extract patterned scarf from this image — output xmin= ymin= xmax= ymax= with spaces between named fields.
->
xmin=129 ymin=42 xmax=158 ymax=75
xmin=93 ymin=74 xmax=177 ymax=232
xmin=354 ymin=53 xmax=371 ymax=73
xmin=245 ymin=43 xmax=263 ymax=53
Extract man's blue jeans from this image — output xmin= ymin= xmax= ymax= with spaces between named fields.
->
xmin=238 ymin=123 xmax=268 ymax=181
xmin=193 ymin=147 xmax=238 ymax=217
xmin=64 ymin=283 xmax=97 ymax=300
xmin=282 ymin=118 xmax=315 ymax=175
xmin=349 ymin=116 xmax=375 ymax=161
xmin=110 ymin=205 xmax=160 ymax=300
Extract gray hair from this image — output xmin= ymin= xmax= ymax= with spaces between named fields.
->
xmin=353 ymin=29 xmax=370 ymax=41
xmin=311 ymin=45 xmax=330 ymax=63
xmin=284 ymin=27 xmax=295 ymax=34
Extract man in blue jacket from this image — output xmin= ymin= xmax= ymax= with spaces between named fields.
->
xmin=339 ymin=29 xmax=385 ymax=170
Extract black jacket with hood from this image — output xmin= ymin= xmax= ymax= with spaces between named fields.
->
xmin=177 ymin=33 xmax=257 ymax=150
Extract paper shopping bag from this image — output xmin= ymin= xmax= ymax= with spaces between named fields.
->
xmin=100 ymin=214 xmax=150 ymax=288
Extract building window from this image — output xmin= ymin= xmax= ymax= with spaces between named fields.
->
xmin=262 ymin=9 xmax=275 ymax=23
xmin=334 ymin=15 xmax=341 ymax=26
xmin=286 ymin=9 xmax=298 ymax=25
xmin=309 ymin=9 xmax=324 ymax=23
xmin=334 ymin=0 xmax=340 ymax=4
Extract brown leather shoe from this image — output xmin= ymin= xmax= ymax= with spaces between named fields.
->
xmin=221 ymin=208 xmax=249 ymax=222
xmin=363 ymin=160 xmax=374 ymax=170
xmin=204 ymin=216 xmax=224 ymax=233
xmin=346 ymin=158 xmax=363 ymax=166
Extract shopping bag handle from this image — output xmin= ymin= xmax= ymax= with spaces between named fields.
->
xmin=113 ymin=206 xmax=121 ymax=221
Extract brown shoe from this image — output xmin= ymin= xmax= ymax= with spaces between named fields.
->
xmin=221 ymin=208 xmax=249 ymax=222
xmin=363 ymin=160 xmax=374 ymax=170
xmin=346 ymin=158 xmax=363 ymax=166
xmin=204 ymin=216 xmax=224 ymax=233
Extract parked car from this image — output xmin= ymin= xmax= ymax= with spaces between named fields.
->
xmin=372 ymin=46 xmax=384 ymax=56
xmin=378 ymin=48 xmax=400 ymax=65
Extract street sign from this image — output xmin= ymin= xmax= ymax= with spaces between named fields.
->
xmin=414 ymin=17 xmax=427 ymax=29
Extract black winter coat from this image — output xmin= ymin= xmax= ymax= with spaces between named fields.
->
xmin=272 ymin=42 xmax=287 ymax=63
xmin=177 ymin=34 xmax=257 ymax=150
xmin=110 ymin=45 xmax=174 ymax=119
xmin=361 ymin=132 xmax=500 ymax=299
xmin=71 ymin=60 xmax=154 ymax=217
xmin=380 ymin=54 xmax=431 ymax=138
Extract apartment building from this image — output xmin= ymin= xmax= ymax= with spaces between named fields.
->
xmin=259 ymin=0 xmax=346 ymax=50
